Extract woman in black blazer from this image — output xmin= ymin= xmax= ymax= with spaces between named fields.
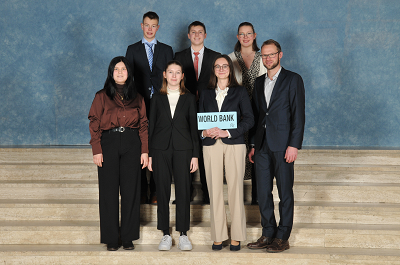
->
xmin=199 ymin=54 xmax=254 ymax=251
xmin=148 ymin=60 xmax=199 ymax=251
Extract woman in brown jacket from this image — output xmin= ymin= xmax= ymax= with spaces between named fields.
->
xmin=88 ymin=56 xmax=148 ymax=251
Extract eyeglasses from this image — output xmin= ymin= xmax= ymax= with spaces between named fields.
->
xmin=214 ymin=64 xmax=229 ymax=71
xmin=143 ymin=24 xmax=158 ymax=29
xmin=261 ymin=52 xmax=279 ymax=59
xmin=238 ymin=32 xmax=254 ymax=38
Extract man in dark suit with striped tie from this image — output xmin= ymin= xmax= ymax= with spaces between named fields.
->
xmin=125 ymin=11 xmax=173 ymax=204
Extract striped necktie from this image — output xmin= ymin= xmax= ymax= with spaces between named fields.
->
xmin=146 ymin=43 xmax=154 ymax=71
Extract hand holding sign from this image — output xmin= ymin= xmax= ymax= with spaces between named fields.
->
xmin=208 ymin=127 xmax=229 ymax=139
xmin=197 ymin=111 xmax=237 ymax=130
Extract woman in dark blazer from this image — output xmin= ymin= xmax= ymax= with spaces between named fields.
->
xmin=148 ymin=60 xmax=199 ymax=251
xmin=199 ymin=54 xmax=254 ymax=251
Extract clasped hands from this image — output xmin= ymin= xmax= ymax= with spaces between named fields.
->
xmin=203 ymin=127 xmax=229 ymax=139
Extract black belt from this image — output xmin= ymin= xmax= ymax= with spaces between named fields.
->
xmin=103 ymin=127 xmax=136 ymax=133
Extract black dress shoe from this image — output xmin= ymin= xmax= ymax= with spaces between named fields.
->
xmin=202 ymin=198 xmax=210 ymax=205
xmin=266 ymin=238 xmax=290 ymax=253
xmin=140 ymin=195 xmax=148 ymax=204
xmin=247 ymin=236 xmax=274 ymax=249
xmin=212 ymin=243 xmax=222 ymax=251
xmin=230 ymin=242 xmax=240 ymax=251
xmin=122 ymin=241 xmax=135 ymax=250
xmin=107 ymin=244 xmax=119 ymax=251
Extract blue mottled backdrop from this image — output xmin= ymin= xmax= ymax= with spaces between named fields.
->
xmin=1 ymin=0 xmax=399 ymax=147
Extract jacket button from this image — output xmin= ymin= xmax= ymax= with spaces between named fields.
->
xmin=266 ymin=113 xmax=269 ymax=115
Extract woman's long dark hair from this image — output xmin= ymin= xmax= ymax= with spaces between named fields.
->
xmin=104 ymin=56 xmax=136 ymax=100
xmin=234 ymin=22 xmax=259 ymax=52
xmin=208 ymin=54 xmax=239 ymax=89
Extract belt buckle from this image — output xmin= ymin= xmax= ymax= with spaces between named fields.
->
xmin=118 ymin=127 xmax=125 ymax=132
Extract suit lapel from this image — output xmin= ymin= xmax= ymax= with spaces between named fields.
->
xmin=152 ymin=41 xmax=161 ymax=70
xmin=198 ymin=48 xmax=210 ymax=82
xmin=173 ymin=94 xmax=187 ymax=120
xmin=207 ymin=89 xmax=219 ymax=111
xmin=184 ymin=48 xmax=197 ymax=79
xmin=161 ymin=95 xmax=173 ymax=121
xmin=138 ymin=43 xmax=152 ymax=72
xmin=257 ymin=76 xmax=268 ymax=110
xmin=220 ymin=87 xmax=232 ymax=112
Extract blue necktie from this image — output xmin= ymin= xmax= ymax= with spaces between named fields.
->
xmin=146 ymin=43 xmax=154 ymax=71
xmin=146 ymin=43 xmax=155 ymax=98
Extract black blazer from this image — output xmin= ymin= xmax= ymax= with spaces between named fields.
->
xmin=148 ymin=92 xmax=199 ymax=157
xmin=125 ymin=40 xmax=173 ymax=113
xmin=250 ymin=67 xmax=305 ymax=152
xmin=174 ymin=47 xmax=220 ymax=98
xmin=199 ymin=86 xmax=254 ymax=146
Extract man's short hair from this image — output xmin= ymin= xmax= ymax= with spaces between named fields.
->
xmin=261 ymin=39 xmax=282 ymax=53
xmin=143 ymin=11 xmax=159 ymax=23
xmin=188 ymin=21 xmax=206 ymax=34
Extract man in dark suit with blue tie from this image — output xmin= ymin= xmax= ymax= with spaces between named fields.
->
xmin=174 ymin=21 xmax=220 ymax=204
xmin=125 ymin=11 xmax=173 ymax=204
xmin=247 ymin=39 xmax=305 ymax=253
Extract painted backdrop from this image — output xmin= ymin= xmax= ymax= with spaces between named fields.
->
xmin=1 ymin=0 xmax=399 ymax=147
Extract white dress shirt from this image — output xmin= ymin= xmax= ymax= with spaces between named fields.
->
xmin=264 ymin=67 xmax=282 ymax=108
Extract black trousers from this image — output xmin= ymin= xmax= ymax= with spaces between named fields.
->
xmin=152 ymin=142 xmax=192 ymax=232
xmin=193 ymin=141 xmax=209 ymax=201
xmin=141 ymin=167 xmax=156 ymax=197
xmin=98 ymin=129 xmax=141 ymax=244
xmin=254 ymin=139 xmax=294 ymax=240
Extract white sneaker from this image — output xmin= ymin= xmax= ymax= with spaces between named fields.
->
xmin=178 ymin=235 xmax=192 ymax=251
xmin=158 ymin=235 xmax=172 ymax=251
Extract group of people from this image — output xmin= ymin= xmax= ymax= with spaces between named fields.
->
xmin=88 ymin=11 xmax=305 ymax=253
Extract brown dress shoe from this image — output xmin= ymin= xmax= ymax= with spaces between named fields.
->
xmin=150 ymin=195 xmax=157 ymax=204
xmin=266 ymin=238 xmax=290 ymax=253
xmin=247 ymin=236 xmax=274 ymax=249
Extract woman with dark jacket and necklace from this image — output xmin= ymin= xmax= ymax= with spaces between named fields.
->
xmin=88 ymin=56 xmax=149 ymax=251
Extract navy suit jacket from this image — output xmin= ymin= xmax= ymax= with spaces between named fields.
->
xmin=174 ymin=47 xmax=220 ymax=99
xmin=125 ymin=40 xmax=173 ymax=114
xmin=250 ymin=67 xmax=305 ymax=152
xmin=148 ymin=92 xmax=199 ymax=158
xmin=199 ymin=86 xmax=254 ymax=146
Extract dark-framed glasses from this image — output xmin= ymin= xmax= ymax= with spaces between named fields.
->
xmin=261 ymin=52 xmax=279 ymax=59
xmin=214 ymin=64 xmax=229 ymax=71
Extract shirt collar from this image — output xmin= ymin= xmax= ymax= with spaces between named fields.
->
xmin=191 ymin=46 xmax=204 ymax=56
xmin=216 ymin=85 xmax=229 ymax=94
xmin=266 ymin=66 xmax=282 ymax=82
xmin=142 ymin=37 xmax=157 ymax=45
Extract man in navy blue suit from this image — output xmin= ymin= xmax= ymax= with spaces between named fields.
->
xmin=125 ymin=11 xmax=173 ymax=204
xmin=247 ymin=39 xmax=305 ymax=253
